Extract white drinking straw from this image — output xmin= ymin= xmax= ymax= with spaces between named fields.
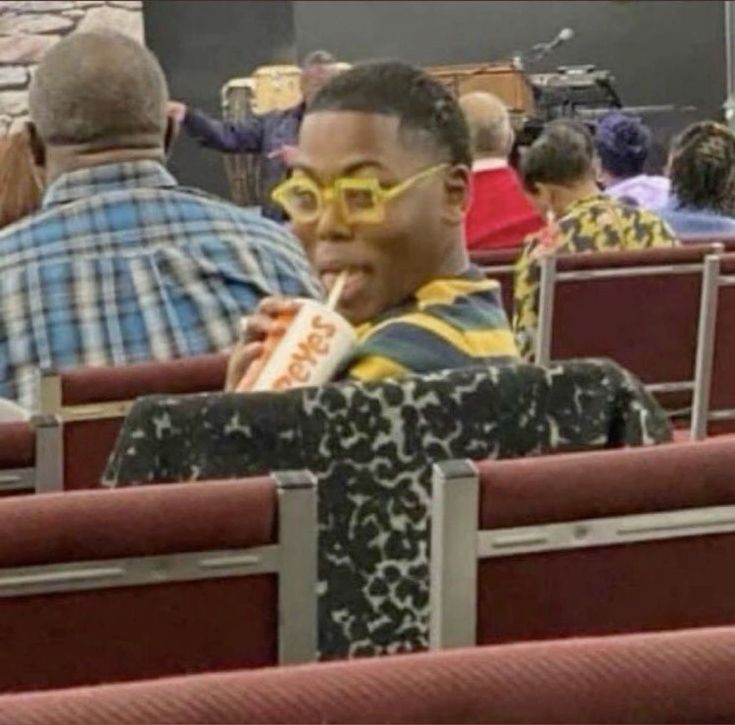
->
xmin=327 ymin=270 xmax=349 ymax=310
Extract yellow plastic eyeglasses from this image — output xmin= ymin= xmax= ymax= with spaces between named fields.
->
xmin=271 ymin=163 xmax=448 ymax=224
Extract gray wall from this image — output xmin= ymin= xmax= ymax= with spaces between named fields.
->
xmin=294 ymin=0 xmax=727 ymax=118
xmin=144 ymin=0 xmax=296 ymax=198
xmin=144 ymin=0 xmax=727 ymax=196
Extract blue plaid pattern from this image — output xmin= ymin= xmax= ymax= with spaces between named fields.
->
xmin=0 ymin=160 xmax=322 ymax=409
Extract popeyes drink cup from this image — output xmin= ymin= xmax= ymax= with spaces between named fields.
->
xmin=237 ymin=299 xmax=357 ymax=393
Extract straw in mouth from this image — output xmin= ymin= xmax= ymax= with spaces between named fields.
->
xmin=326 ymin=270 xmax=349 ymax=310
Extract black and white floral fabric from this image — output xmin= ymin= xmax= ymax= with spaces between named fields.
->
xmin=104 ymin=359 xmax=672 ymax=658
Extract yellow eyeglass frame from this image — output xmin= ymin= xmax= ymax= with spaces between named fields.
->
xmin=271 ymin=163 xmax=449 ymax=224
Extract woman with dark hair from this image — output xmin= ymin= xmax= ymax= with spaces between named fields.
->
xmin=512 ymin=120 xmax=677 ymax=360
xmin=656 ymin=121 xmax=735 ymax=238
xmin=595 ymin=111 xmax=670 ymax=209
xmin=0 ymin=127 xmax=42 ymax=229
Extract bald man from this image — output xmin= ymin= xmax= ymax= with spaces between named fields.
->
xmin=0 ymin=31 xmax=320 ymax=410
xmin=460 ymin=92 xmax=543 ymax=250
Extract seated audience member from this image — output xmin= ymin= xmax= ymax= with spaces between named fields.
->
xmin=460 ymin=92 xmax=543 ymax=249
xmin=595 ymin=111 xmax=670 ymax=209
xmin=0 ymin=31 xmax=320 ymax=410
xmin=656 ymin=121 xmax=735 ymax=238
xmin=226 ymin=61 xmax=520 ymax=389
xmin=169 ymin=51 xmax=340 ymax=222
xmin=513 ymin=121 xmax=677 ymax=360
xmin=0 ymin=127 xmax=42 ymax=228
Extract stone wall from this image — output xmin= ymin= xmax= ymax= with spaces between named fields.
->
xmin=0 ymin=0 xmax=144 ymax=135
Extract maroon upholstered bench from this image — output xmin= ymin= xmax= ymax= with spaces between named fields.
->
xmin=0 ymin=472 xmax=317 ymax=692
xmin=1 ymin=626 xmax=734 ymax=724
xmin=38 ymin=354 xmax=228 ymax=490
xmin=532 ymin=244 xmax=723 ymax=435
xmin=469 ymin=246 xmax=520 ymax=316
xmin=690 ymin=252 xmax=735 ymax=437
xmin=431 ymin=436 xmax=735 ymax=648
xmin=0 ymin=419 xmax=61 ymax=496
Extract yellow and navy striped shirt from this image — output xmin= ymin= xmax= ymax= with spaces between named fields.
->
xmin=342 ymin=268 xmax=519 ymax=382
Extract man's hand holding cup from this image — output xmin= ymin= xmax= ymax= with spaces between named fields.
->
xmin=225 ymin=297 xmax=299 ymax=392
xmin=226 ymin=279 xmax=356 ymax=393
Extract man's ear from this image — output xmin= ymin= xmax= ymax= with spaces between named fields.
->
xmin=592 ymin=156 xmax=603 ymax=184
xmin=26 ymin=122 xmax=45 ymax=169
xmin=546 ymin=184 xmax=564 ymax=218
xmin=441 ymin=164 xmax=471 ymax=225
xmin=525 ymin=181 xmax=549 ymax=216
xmin=505 ymin=127 xmax=516 ymax=158
xmin=664 ymin=150 xmax=675 ymax=178
xmin=163 ymin=115 xmax=178 ymax=158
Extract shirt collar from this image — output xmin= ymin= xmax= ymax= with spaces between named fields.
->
xmin=606 ymin=176 xmax=634 ymax=192
xmin=472 ymin=157 xmax=508 ymax=173
xmin=354 ymin=267 xmax=484 ymax=337
xmin=564 ymin=193 xmax=607 ymax=215
xmin=42 ymin=160 xmax=178 ymax=208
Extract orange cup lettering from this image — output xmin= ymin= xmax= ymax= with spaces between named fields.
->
xmin=288 ymin=360 xmax=308 ymax=382
xmin=313 ymin=315 xmax=337 ymax=337
xmin=307 ymin=332 xmax=330 ymax=355
xmin=293 ymin=339 xmax=318 ymax=366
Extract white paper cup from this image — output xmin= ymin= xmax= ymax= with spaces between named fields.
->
xmin=247 ymin=299 xmax=357 ymax=392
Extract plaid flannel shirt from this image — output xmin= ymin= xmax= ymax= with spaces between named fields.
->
xmin=0 ymin=160 xmax=322 ymax=410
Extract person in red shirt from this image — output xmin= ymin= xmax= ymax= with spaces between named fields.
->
xmin=460 ymin=92 xmax=543 ymax=250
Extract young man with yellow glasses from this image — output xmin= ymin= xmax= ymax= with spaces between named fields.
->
xmin=226 ymin=61 xmax=519 ymax=388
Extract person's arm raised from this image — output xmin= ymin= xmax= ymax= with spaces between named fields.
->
xmin=173 ymin=100 xmax=266 ymax=154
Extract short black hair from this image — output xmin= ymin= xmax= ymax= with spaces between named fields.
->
xmin=595 ymin=111 xmax=651 ymax=178
xmin=307 ymin=60 xmax=471 ymax=166
xmin=521 ymin=120 xmax=595 ymax=192
xmin=669 ymin=121 xmax=735 ymax=215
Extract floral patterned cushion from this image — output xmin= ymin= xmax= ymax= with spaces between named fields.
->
xmin=104 ymin=359 xmax=672 ymax=658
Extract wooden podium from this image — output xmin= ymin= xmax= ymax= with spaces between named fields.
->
xmin=425 ymin=62 xmax=535 ymax=119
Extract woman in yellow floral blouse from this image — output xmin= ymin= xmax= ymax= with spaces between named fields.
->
xmin=512 ymin=120 xmax=678 ymax=360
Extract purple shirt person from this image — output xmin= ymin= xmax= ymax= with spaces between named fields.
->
xmin=606 ymin=174 xmax=670 ymax=210
xmin=169 ymin=51 xmax=338 ymax=222
xmin=595 ymin=111 xmax=670 ymax=210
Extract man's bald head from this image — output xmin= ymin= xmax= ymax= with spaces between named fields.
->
xmin=29 ymin=31 xmax=168 ymax=150
xmin=459 ymin=92 xmax=514 ymax=160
